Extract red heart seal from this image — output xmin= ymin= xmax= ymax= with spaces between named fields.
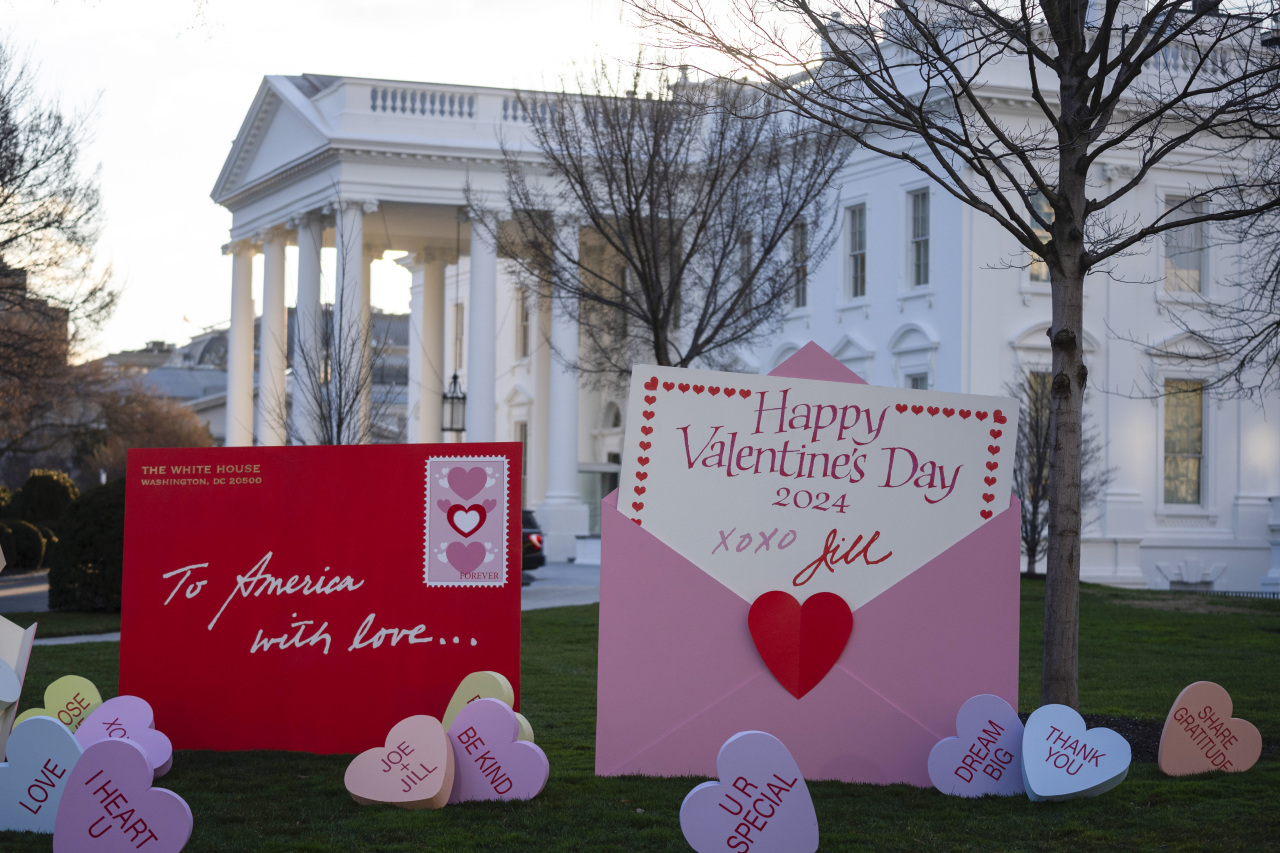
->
xmin=748 ymin=591 xmax=853 ymax=700
xmin=446 ymin=504 xmax=487 ymax=537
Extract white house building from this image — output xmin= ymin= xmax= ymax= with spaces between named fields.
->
xmin=212 ymin=72 xmax=1280 ymax=590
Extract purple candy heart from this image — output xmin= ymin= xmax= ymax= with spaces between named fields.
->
xmin=446 ymin=542 xmax=486 ymax=575
xmin=75 ymin=696 xmax=173 ymax=779
xmin=928 ymin=694 xmax=1025 ymax=797
xmin=680 ymin=731 xmax=818 ymax=853
xmin=54 ymin=739 xmax=191 ymax=853
xmin=447 ymin=698 xmax=548 ymax=803
xmin=447 ymin=466 xmax=487 ymax=501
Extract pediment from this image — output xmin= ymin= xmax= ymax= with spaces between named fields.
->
xmin=211 ymin=76 xmax=332 ymax=203
xmin=830 ymin=331 xmax=875 ymax=362
xmin=1146 ymin=332 xmax=1222 ymax=362
xmin=1011 ymin=322 xmax=1099 ymax=354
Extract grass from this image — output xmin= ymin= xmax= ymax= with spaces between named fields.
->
xmin=2 ymin=610 xmax=121 ymax=639
xmin=3 ymin=582 xmax=1278 ymax=851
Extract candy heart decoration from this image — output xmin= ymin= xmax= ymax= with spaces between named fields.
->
xmin=1021 ymin=705 xmax=1130 ymax=802
xmin=14 ymin=675 xmax=104 ymax=733
xmin=0 ymin=716 xmax=84 ymax=832
xmin=75 ymin=696 xmax=174 ymax=779
xmin=748 ymin=591 xmax=852 ymax=699
xmin=441 ymin=671 xmax=537 ymax=743
xmin=442 ymin=671 xmax=515 ymax=730
xmin=447 ymin=698 xmax=548 ymax=803
xmin=0 ymin=660 xmax=18 ymax=711
xmin=1159 ymin=681 xmax=1262 ymax=776
xmin=53 ymin=739 xmax=191 ymax=853
xmin=447 ymin=466 xmax=487 ymax=501
xmin=446 ymin=504 xmax=486 ymax=537
xmin=927 ymin=694 xmax=1024 ymax=797
xmin=344 ymin=715 xmax=455 ymax=809
xmin=680 ymin=731 xmax=818 ymax=853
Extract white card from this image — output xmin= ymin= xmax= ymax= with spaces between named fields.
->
xmin=618 ymin=366 xmax=1018 ymax=607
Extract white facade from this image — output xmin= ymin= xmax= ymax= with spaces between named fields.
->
xmin=213 ymin=73 xmax=1280 ymax=588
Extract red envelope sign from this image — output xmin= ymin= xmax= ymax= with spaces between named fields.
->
xmin=121 ymin=443 xmax=522 ymax=753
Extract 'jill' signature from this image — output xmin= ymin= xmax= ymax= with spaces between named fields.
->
xmin=793 ymin=528 xmax=893 ymax=586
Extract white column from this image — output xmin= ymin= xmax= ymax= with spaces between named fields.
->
xmin=399 ymin=250 xmax=449 ymax=444
xmin=360 ymin=245 xmax=376 ymax=439
xmin=466 ymin=214 xmax=498 ymax=442
xmin=224 ymin=240 xmax=256 ymax=447
xmin=256 ymin=227 xmax=289 ymax=446
xmin=291 ymin=213 xmax=324 ymax=445
xmin=537 ymin=224 xmax=590 ymax=560
xmin=333 ymin=199 xmax=375 ymax=443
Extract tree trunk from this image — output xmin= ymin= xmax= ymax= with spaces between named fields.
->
xmin=1042 ymin=166 xmax=1088 ymax=708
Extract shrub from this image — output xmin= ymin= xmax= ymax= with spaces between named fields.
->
xmin=47 ymin=478 xmax=125 ymax=611
xmin=16 ymin=469 xmax=80 ymax=526
xmin=2 ymin=519 xmax=47 ymax=571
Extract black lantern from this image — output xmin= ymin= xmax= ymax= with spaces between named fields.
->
xmin=442 ymin=372 xmax=466 ymax=433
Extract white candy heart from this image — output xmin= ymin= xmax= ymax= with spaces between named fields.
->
xmin=1021 ymin=705 xmax=1131 ymax=802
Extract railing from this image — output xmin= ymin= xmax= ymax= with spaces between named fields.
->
xmin=369 ymin=86 xmax=476 ymax=119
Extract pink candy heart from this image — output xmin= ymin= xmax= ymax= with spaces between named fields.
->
xmin=447 ymin=698 xmax=548 ymax=803
xmin=344 ymin=715 xmax=455 ymax=809
xmin=0 ymin=716 xmax=84 ymax=833
xmin=75 ymin=696 xmax=173 ymax=779
xmin=680 ymin=732 xmax=818 ymax=853
xmin=53 ymin=739 xmax=191 ymax=853
xmin=928 ymin=694 xmax=1024 ymax=797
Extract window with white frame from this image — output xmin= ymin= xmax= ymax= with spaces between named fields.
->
xmin=848 ymin=204 xmax=866 ymax=299
xmin=907 ymin=373 xmax=928 ymax=390
xmin=909 ymin=189 xmax=929 ymax=287
xmin=1163 ymin=378 xmax=1204 ymax=505
xmin=1164 ymin=196 xmax=1205 ymax=293
xmin=792 ymin=220 xmax=808 ymax=308
xmin=1029 ymin=192 xmax=1053 ymax=283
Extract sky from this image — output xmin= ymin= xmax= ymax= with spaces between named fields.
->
xmin=5 ymin=0 xmax=647 ymax=358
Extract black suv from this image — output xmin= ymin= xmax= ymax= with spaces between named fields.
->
xmin=522 ymin=509 xmax=546 ymax=571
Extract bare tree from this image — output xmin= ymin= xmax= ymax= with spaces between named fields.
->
xmin=637 ymin=0 xmax=1280 ymax=707
xmin=477 ymin=61 xmax=849 ymax=386
xmin=75 ymin=382 xmax=215 ymax=483
xmin=1009 ymin=368 xmax=1110 ymax=576
xmin=0 ymin=40 xmax=116 ymax=475
xmin=285 ymin=306 xmax=403 ymax=445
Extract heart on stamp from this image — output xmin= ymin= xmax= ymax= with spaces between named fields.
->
xmin=345 ymin=715 xmax=455 ymax=809
xmin=748 ymin=591 xmax=852 ymax=699
xmin=13 ymin=674 xmax=103 ymax=733
xmin=680 ymin=731 xmax=818 ymax=853
xmin=927 ymin=694 xmax=1024 ymax=797
xmin=447 ymin=698 xmax=549 ymax=803
xmin=0 ymin=716 xmax=84 ymax=833
xmin=1021 ymin=704 xmax=1130 ymax=802
xmin=446 ymin=504 xmax=486 ymax=537
xmin=53 ymin=739 xmax=191 ymax=853
xmin=76 ymin=696 xmax=173 ymax=779
xmin=1158 ymin=681 xmax=1262 ymax=776
xmin=446 ymin=542 xmax=486 ymax=575
xmin=447 ymin=466 xmax=487 ymax=501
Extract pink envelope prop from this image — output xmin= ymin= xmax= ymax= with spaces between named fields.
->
xmin=596 ymin=343 xmax=1021 ymax=786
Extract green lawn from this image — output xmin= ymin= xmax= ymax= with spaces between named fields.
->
xmin=3 ymin=582 xmax=1278 ymax=852
xmin=3 ymin=610 xmax=121 ymax=639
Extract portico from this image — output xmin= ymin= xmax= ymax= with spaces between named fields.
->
xmin=212 ymin=74 xmax=590 ymax=557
